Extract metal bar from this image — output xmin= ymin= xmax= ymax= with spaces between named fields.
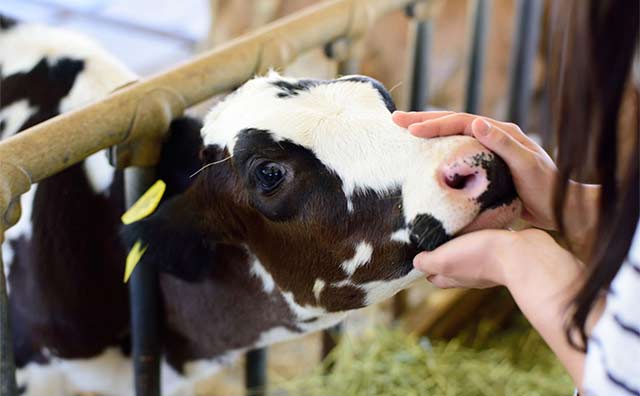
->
xmin=245 ymin=348 xmax=268 ymax=396
xmin=0 ymin=241 xmax=17 ymax=396
xmin=408 ymin=19 xmax=433 ymax=111
xmin=506 ymin=0 xmax=543 ymax=126
xmin=464 ymin=0 xmax=491 ymax=114
xmin=321 ymin=323 xmax=343 ymax=363
xmin=125 ymin=168 xmax=161 ymax=396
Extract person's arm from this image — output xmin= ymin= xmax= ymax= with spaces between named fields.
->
xmin=412 ymin=228 xmax=590 ymax=386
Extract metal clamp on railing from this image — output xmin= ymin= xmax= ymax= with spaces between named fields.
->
xmin=109 ymin=87 xmax=186 ymax=169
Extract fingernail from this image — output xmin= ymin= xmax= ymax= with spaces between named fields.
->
xmin=413 ymin=253 xmax=427 ymax=270
xmin=474 ymin=119 xmax=492 ymax=137
xmin=408 ymin=123 xmax=430 ymax=136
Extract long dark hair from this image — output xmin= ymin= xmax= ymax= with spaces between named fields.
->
xmin=548 ymin=0 xmax=639 ymax=350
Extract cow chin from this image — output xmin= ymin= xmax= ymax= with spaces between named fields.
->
xmin=458 ymin=198 xmax=522 ymax=235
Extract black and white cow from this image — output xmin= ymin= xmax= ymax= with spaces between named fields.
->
xmin=0 ymin=16 xmax=520 ymax=396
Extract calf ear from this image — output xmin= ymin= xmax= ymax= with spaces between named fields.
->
xmin=120 ymin=194 xmax=215 ymax=282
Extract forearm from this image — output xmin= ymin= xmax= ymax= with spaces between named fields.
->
xmin=511 ymin=288 xmax=586 ymax=387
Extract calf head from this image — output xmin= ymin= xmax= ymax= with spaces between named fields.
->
xmin=125 ymin=72 xmax=519 ymax=319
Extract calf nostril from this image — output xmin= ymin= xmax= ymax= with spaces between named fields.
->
xmin=445 ymin=173 xmax=476 ymax=190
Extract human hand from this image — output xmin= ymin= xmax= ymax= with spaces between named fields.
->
xmin=413 ymin=228 xmax=582 ymax=296
xmin=393 ymin=111 xmax=558 ymax=230
xmin=413 ymin=228 xmax=588 ymax=385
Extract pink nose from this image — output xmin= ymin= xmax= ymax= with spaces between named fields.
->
xmin=439 ymin=145 xmax=493 ymax=200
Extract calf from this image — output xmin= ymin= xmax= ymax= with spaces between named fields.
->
xmin=1 ymin=16 xmax=520 ymax=396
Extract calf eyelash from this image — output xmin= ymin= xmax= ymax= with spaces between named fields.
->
xmin=189 ymin=155 xmax=233 ymax=179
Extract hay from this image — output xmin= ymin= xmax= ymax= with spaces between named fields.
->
xmin=268 ymin=317 xmax=573 ymax=396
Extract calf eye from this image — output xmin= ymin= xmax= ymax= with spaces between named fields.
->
xmin=255 ymin=162 xmax=286 ymax=193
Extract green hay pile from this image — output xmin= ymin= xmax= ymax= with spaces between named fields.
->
xmin=270 ymin=318 xmax=573 ymax=396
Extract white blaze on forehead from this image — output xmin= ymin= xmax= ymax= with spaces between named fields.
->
xmin=340 ymin=241 xmax=373 ymax=276
xmin=201 ymin=72 xmax=481 ymax=234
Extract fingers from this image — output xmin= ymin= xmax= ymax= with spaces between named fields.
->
xmin=391 ymin=110 xmax=454 ymax=128
xmin=413 ymin=230 xmax=508 ymax=288
xmin=471 ymin=118 xmax=534 ymax=171
xmin=397 ymin=111 xmax=539 ymax=151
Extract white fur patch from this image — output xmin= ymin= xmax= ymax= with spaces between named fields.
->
xmin=281 ymin=290 xmax=327 ymax=320
xmin=359 ymin=269 xmax=423 ymax=306
xmin=16 ymin=347 xmax=239 ymax=396
xmin=250 ymin=257 xmax=276 ymax=294
xmin=390 ymin=228 xmax=411 ymax=244
xmin=312 ymin=278 xmax=326 ymax=301
xmin=340 ymin=241 xmax=373 ymax=276
xmin=3 ymin=183 xmax=37 ymax=292
xmin=281 ymin=290 xmax=347 ymax=333
xmin=0 ymin=99 xmax=37 ymax=139
xmin=83 ymin=151 xmax=114 ymax=195
xmin=202 ymin=72 xmax=481 ymax=234
xmin=254 ymin=326 xmax=298 ymax=348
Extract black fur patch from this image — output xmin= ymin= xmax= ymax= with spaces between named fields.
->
xmin=271 ymin=79 xmax=320 ymax=98
xmin=409 ymin=214 xmax=451 ymax=251
xmin=156 ymin=116 xmax=204 ymax=198
xmin=0 ymin=57 xmax=85 ymax=132
xmin=121 ymin=196 xmax=215 ymax=282
xmin=233 ymin=128 xmax=347 ymax=222
xmin=339 ymin=76 xmax=397 ymax=113
xmin=473 ymin=153 xmax=518 ymax=210
xmin=121 ymin=116 xmax=211 ymax=282
xmin=270 ymin=75 xmax=397 ymax=112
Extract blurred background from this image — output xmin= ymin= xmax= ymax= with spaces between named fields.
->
xmin=0 ymin=0 xmax=210 ymax=75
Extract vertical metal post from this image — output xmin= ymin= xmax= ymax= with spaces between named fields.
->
xmin=464 ymin=0 xmax=491 ymax=114
xmin=408 ymin=18 xmax=433 ymax=111
xmin=245 ymin=348 xmax=267 ymax=396
xmin=0 ymin=236 xmax=18 ymax=396
xmin=320 ymin=323 xmax=343 ymax=363
xmin=125 ymin=167 xmax=161 ymax=396
xmin=506 ymin=0 xmax=543 ymax=126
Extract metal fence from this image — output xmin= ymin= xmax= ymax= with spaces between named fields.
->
xmin=0 ymin=0 xmax=543 ymax=395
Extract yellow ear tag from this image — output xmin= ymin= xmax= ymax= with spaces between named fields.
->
xmin=121 ymin=180 xmax=165 ymax=283
xmin=124 ymin=240 xmax=148 ymax=283
xmin=121 ymin=180 xmax=166 ymax=225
